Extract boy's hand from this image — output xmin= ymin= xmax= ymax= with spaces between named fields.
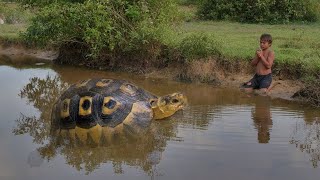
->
xmin=256 ymin=50 xmax=263 ymax=58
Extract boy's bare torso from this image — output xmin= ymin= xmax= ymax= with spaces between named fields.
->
xmin=256 ymin=49 xmax=272 ymax=75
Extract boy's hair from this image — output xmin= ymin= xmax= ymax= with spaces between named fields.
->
xmin=260 ymin=33 xmax=272 ymax=44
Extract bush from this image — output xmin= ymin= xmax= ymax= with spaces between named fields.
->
xmin=16 ymin=0 xmax=86 ymax=8
xmin=21 ymin=0 xmax=178 ymax=60
xmin=198 ymin=0 xmax=318 ymax=23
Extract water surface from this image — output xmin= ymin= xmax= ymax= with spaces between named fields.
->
xmin=1 ymin=57 xmax=320 ymax=180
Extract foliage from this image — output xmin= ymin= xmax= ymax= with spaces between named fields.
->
xmin=21 ymin=0 xmax=178 ymax=59
xmin=15 ymin=0 xmax=86 ymax=7
xmin=176 ymin=0 xmax=200 ymax=5
xmin=197 ymin=0 xmax=319 ymax=23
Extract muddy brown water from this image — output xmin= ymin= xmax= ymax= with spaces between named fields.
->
xmin=1 ymin=56 xmax=320 ymax=180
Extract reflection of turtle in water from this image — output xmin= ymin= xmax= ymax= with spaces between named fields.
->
xmin=51 ymin=78 xmax=187 ymax=144
xmin=14 ymin=76 xmax=186 ymax=174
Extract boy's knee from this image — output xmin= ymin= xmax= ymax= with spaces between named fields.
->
xmin=241 ymin=81 xmax=253 ymax=88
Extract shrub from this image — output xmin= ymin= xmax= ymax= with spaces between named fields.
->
xmin=21 ymin=0 xmax=178 ymax=60
xmin=198 ymin=0 xmax=318 ymax=23
xmin=16 ymin=0 xmax=86 ymax=8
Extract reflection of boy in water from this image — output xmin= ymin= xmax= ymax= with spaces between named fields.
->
xmin=251 ymin=96 xmax=273 ymax=143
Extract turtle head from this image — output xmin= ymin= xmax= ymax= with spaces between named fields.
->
xmin=150 ymin=92 xmax=187 ymax=120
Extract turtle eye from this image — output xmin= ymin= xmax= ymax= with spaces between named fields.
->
xmin=160 ymin=99 xmax=167 ymax=106
xmin=171 ymin=99 xmax=179 ymax=104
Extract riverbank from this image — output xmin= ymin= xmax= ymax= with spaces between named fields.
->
xmin=0 ymin=44 xmax=304 ymax=102
xmin=0 ymin=44 xmax=58 ymax=61
xmin=145 ymin=62 xmax=304 ymax=101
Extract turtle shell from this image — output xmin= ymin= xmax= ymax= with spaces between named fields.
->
xmin=51 ymin=78 xmax=157 ymax=136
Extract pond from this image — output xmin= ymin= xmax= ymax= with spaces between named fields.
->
xmin=1 ymin=55 xmax=320 ymax=180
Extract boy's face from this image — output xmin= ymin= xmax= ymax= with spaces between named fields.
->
xmin=260 ymin=40 xmax=271 ymax=50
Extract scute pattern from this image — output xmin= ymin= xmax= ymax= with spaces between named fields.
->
xmin=52 ymin=78 xmax=157 ymax=135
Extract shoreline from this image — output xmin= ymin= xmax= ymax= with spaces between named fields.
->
xmin=0 ymin=45 xmax=303 ymax=102
xmin=0 ymin=45 xmax=58 ymax=61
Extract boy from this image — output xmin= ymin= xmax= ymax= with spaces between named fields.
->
xmin=243 ymin=33 xmax=275 ymax=93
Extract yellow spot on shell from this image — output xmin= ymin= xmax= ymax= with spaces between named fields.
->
xmin=79 ymin=96 xmax=92 ymax=116
xmin=96 ymin=79 xmax=113 ymax=87
xmin=120 ymin=83 xmax=137 ymax=96
xmin=76 ymin=79 xmax=91 ymax=88
xmin=102 ymin=96 xmax=121 ymax=115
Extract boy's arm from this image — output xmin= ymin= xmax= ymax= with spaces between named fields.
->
xmin=258 ymin=51 xmax=274 ymax=69
xmin=251 ymin=53 xmax=259 ymax=66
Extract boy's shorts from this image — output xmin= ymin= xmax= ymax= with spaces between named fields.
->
xmin=243 ymin=73 xmax=272 ymax=89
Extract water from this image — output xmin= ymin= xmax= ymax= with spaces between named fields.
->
xmin=1 ymin=56 xmax=320 ymax=180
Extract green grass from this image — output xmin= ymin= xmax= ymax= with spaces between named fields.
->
xmin=0 ymin=2 xmax=32 ymax=41
xmin=0 ymin=24 xmax=27 ymax=40
xmin=176 ymin=21 xmax=320 ymax=73
xmin=1 ymin=2 xmax=320 ymax=78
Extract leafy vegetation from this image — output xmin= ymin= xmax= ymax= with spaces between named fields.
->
xmin=1 ymin=0 xmax=320 ymax=105
xmin=176 ymin=0 xmax=199 ymax=6
xmin=16 ymin=0 xmax=86 ymax=7
xmin=197 ymin=0 xmax=319 ymax=23
xmin=20 ymin=0 xmax=178 ymax=62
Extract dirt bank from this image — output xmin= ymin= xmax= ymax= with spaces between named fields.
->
xmin=0 ymin=44 xmax=58 ymax=61
xmin=146 ymin=66 xmax=303 ymax=101
xmin=0 ymin=45 xmax=303 ymax=101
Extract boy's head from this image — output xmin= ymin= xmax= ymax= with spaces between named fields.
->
xmin=260 ymin=33 xmax=272 ymax=45
xmin=259 ymin=34 xmax=272 ymax=50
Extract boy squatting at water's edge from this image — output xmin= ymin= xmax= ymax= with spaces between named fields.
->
xmin=243 ymin=33 xmax=275 ymax=94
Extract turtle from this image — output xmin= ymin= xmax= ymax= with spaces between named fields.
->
xmin=51 ymin=78 xmax=187 ymax=144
